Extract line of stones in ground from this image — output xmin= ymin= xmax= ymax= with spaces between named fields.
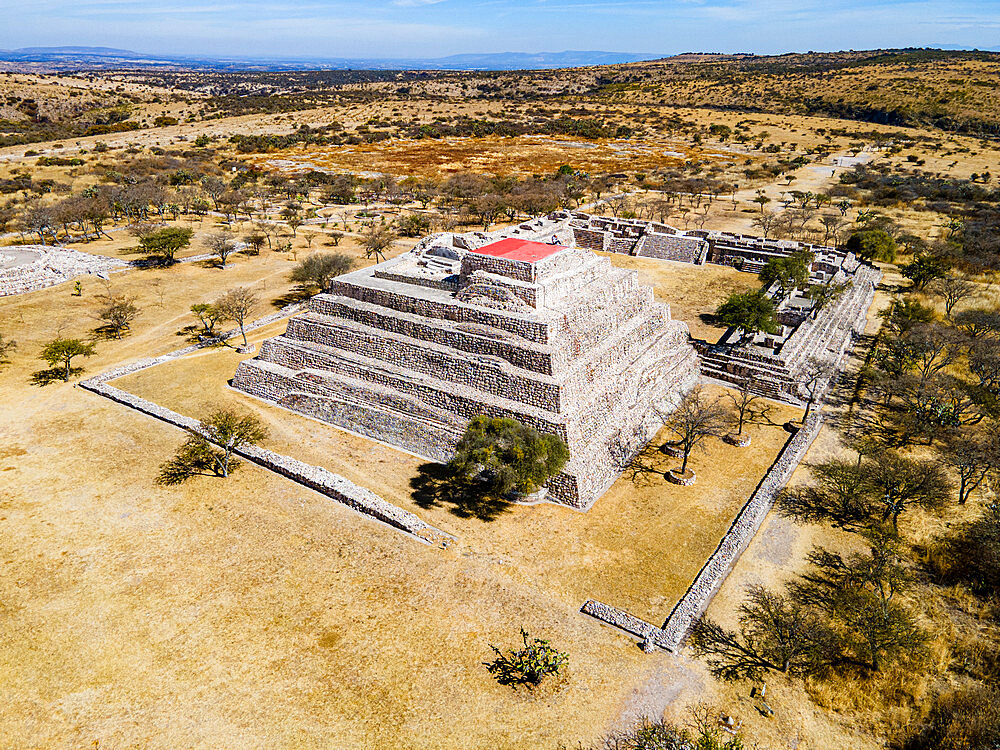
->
xmin=74 ymin=302 xmax=454 ymax=543
xmin=78 ymin=379 xmax=452 ymax=545
xmin=580 ymin=410 xmax=825 ymax=652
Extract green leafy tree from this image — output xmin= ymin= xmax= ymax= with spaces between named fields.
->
xmin=449 ymin=416 xmax=569 ymax=498
xmin=396 ymin=213 xmax=431 ymax=237
xmin=901 ymin=253 xmax=950 ymax=290
xmin=157 ymin=409 xmax=268 ymax=484
xmin=845 ymin=228 xmax=897 ymax=262
xmin=759 ymin=250 xmax=813 ymax=299
xmin=880 ymin=298 xmax=935 ymax=335
xmin=716 ymin=290 xmax=779 ymax=338
xmin=190 ymin=303 xmax=224 ymax=336
xmin=38 ymin=338 xmax=96 ymax=381
xmin=485 ymin=628 xmax=567 ymax=690
xmin=806 ymin=281 xmax=848 ymax=319
xmin=138 ymin=226 xmax=193 ymax=265
xmin=289 ymin=252 xmax=355 ymax=293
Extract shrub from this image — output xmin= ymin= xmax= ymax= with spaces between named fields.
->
xmin=485 ymin=628 xmax=567 ymax=690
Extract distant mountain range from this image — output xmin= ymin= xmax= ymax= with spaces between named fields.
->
xmin=0 ymin=46 xmax=660 ymax=72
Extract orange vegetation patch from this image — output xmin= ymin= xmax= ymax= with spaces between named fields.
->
xmin=251 ymin=135 xmax=712 ymax=178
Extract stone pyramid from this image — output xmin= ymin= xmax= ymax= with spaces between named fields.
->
xmin=233 ymin=233 xmax=699 ymax=509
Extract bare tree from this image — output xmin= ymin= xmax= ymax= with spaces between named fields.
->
xmin=797 ymin=357 xmax=834 ymax=421
xmin=204 ymin=232 xmax=238 ymax=267
xmin=941 ymin=431 xmax=1000 ymax=504
xmin=932 ymin=276 xmax=978 ymax=317
xmin=660 ymin=387 xmax=728 ymax=476
xmin=360 ymin=224 xmax=398 ymax=263
xmin=96 ymin=291 xmax=140 ymax=339
xmin=214 ymin=287 xmax=258 ymax=347
xmin=727 ymin=378 xmax=770 ymax=440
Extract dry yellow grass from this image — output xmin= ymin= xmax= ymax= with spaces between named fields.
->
xmin=0 ymin=228 xmax=799 ymax=747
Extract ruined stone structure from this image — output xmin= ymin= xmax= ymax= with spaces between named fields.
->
xmin=0 ymin=245 xmax=126 ymax=297
xmin=564 ymin=212 xmax=709 ymax=263
xmin=699 ymin=254 xmax=881 ymax=401
xmin=702 ymin=230 xmax=840 ymax=274
xmin=233 ymin=234 xmax=699 ymax=509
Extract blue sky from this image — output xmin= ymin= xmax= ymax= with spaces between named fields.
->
xmin=1 ymin=0 xmax=998 ymax=59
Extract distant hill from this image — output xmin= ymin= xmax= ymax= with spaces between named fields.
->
xmin=0 ymin=46 xmax=658 ymax=72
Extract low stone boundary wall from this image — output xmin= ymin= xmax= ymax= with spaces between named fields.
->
xmin=77 ymin=303 xmax=453 ymax=547
xmin=581 ymin=411 xmax=824 ymax=651
xmin=658 ymin=411 xmax=823 ymax=648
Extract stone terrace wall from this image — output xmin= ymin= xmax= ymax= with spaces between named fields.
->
xmin=81 ymin=378 xmax=450 ymax=544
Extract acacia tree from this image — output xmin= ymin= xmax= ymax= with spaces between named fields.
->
xmin=932 ymin=276 xmax=978 ymax=317
xmin=289 ymin=252 xmax=355 ymax=294
xmin=96 ymin=291 xmax=140 ymax=339
xmin=716 ymin=290 xmax=779 ymax=340
xmin=190 ymin=303 xmax=224 ymax=336
xmin=692 ymin=530 xmax=926 ymax=679
xmin=138 ymin=226 xmax=193 ymax=265
xmin=866 ymin=451 xmax=952 ymax=529
xmin=690 ymin=585 xmax=835 ymax=680
xmin=954 ymin=308 xmax=1000 ymax=340
xmin=39 ymin=338 xmax=96 ymax=381
xmin=214 ymin=287 xmax=258 ymax=347
xmin=361 ymin=224 xmax=398 ymax=263
xmin=157 ymin=409 xmax=268 ymax=484
xmin=940 ymin=431 xmax=1000 ymax=504
xmin=204 ymin=232 xmax=238 ymax=267
xmin=806 ymin=281 xmax=848 ymax=319
xmin=660 ymin=387 xmax=728 ymax=476
xmin=759 ymin=250 xmax=813 ymax=300
xmin=241 ymin=232 xmax=266 ymax=256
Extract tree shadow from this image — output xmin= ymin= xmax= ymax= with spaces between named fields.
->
xmin=271 ymin=287 xmax=313 ymax=308
xmin=619 ymin=443 xmax=669 ymax=486
xmin=409 ymin=462 xmax=512 ymax=521
xmin=775 ymin=484 xmax=876 ymax=531
xmin=30 ymin=367 xmax=80 ymax=386
xmin=91 ymin=324 xmax=126 ymax=340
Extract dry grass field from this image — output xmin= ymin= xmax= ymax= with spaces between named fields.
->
xmin=0 ymin=228 xmax=801 ymax=748
xmin=3 ymin=48 xmax=1000 ymax=748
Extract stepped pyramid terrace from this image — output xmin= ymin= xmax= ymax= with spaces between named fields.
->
xmin=233 ymin=230 xmax=700 ymax=509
